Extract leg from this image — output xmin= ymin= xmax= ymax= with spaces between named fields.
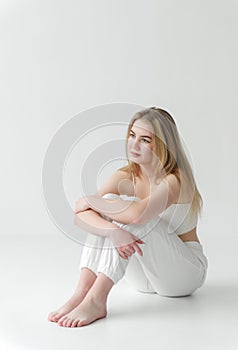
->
xmin=114 ymin=218 xmax=208 ymax=297
xmin=58 ymin=272 xmax=114 ymax=327
xmin=48 ymin=267 xmax=97 ymax=322
xmin=49 ymin=192 xmax=131 ymax=326
xmin=56 ymin=219 xmax=208 ymax=326
xmin=57 ymin=223 xmax=136 ymax=326
xmin=124 ymin=254 xmax=156 ymax=293
xmin=57 ymin=234 xmax=132 ymax=327
xmin=78 ymin=193 xmax=133 ymax=284
xmin=48 ymin=233 xmax=108 ymax=322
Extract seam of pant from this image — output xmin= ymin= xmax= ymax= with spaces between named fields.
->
xmin=97 ymin=245 xmax=129 ymax=283
xmin=97 ymin=266 xmax=123 ymax=284
xmin=177 ymin=245 xmax=205 ymax=271
xmin=198 ymin=266 xmax=208 ymax=287
xmin=79 ymin=264 xmax=99 ymax=275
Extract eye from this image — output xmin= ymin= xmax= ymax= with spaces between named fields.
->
xmin=142 ymin=138 xmax=150 ymax=143
xmin=129 ymin=132 xmax=135 ymax=138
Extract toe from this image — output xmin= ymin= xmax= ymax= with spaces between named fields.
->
xmin=53 ymin=313 xmax=63 ymax=322
xmin=76 ymin=320 xmax=82 ymax=327
xmin=71 ymin=320 xmax=78 ymax=327
xmin=66 ymin=319 xmax=73 ymax=327
xmin=58 ymin=316 xmax=67 ymax=326
xmin=51 ymin=313 xmax=58 ymax=321
xmin=77 ymin=320 xmax=86 ymax=327
xmin=63 ymin=317 xmax=70 ymax=327
xmin=48 ymin=312 xmax=56 ymax=321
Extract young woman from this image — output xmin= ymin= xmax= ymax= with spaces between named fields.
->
xmin=48 ymin=107 xmax=208 ymax=328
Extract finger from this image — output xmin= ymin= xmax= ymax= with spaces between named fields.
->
xmin=125 ymin=245 xmax=136 ymax=255
xmin=121 ymin=252 xmax=128 ymax=259
xmin=125 ymin=246 xmax=135 ymax=254
xmin=123 ymin=249 xmax=132 ymax=256
xmin=117 ymin=249 xmax=128 ymax=260
xmin=132 ymin=243 xmax=143 ymax=256
xmin=136 ymin=239 xmax=145 ymax=244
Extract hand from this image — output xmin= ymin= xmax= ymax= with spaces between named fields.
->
xmin=110 ymin=229 xmax=145 ymax=260
xmin=74 ymin=196 xmax=91 ymax=214
xmin=116 ymin=239 xmax=145 ymax=260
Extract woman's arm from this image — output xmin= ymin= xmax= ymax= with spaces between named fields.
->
xmin=74 ymin=209 xmax=144 ymax=251
xmin=84 ymin=175 xmax=177 ymax=224
xmin=83 ymin=195 xmax=142 ymax=224
xmin=74 ymin=209 xmax=120 ymax=237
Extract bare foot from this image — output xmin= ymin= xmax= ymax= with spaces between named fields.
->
xmin=48 ymin=290 xmax=89 ymax=323
xmin=57 ymin=298 xmax=107 ymax=327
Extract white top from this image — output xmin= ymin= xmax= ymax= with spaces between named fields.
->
xmin=158 ymin=203 xmax=198 ymax=235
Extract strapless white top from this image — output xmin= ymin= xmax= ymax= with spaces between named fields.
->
xmin=158 ymin=203 xmax=198 ymax=235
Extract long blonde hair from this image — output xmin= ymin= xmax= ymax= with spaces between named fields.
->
xmin=118 ymin=107 xmax=203 ymax=218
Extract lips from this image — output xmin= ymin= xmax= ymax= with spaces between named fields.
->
xmin=131 ymin=151 xmax=140 ymax=157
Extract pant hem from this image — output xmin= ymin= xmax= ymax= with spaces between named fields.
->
xmin=97 ymin=267 xmax=123 ymax=285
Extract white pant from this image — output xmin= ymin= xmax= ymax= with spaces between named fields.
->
xmin=79 ymin=194 xmax=208 ymax=297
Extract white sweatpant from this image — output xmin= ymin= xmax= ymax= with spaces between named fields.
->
xmin=79 ymin=194 xmax=208 ymax=297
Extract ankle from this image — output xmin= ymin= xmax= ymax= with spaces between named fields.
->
xmin=85 ymin=291 xmax=108 ymax=305
xmin=74 ymin=284 xmax=92 ymax=296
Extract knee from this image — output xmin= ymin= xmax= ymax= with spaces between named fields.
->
xmin=102 ymin=193 xmax=120 ymax=199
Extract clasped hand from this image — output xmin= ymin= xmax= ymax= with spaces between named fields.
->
xmin=110 ymin=229 xmax=145 ymax=260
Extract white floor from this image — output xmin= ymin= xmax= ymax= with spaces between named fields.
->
xmin=1 ymin=232 xmax=238 ymax=350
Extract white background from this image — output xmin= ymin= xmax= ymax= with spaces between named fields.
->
xmin=0 ymin=1 xmax=237 ymax=349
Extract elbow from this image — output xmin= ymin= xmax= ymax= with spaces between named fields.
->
xmin=74 ymin=211 xmax=89 ymax=227
xmin=74 ymin=213 xmax=83 ymax=227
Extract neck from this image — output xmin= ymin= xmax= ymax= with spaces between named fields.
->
xmin=140 ymin=165 xmax=155 ymax=181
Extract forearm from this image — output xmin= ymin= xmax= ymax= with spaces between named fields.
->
xmin=74 ymin=208 xmax=125 ymax=237
xmin=86 ymin=195 xmax=144 ymax=224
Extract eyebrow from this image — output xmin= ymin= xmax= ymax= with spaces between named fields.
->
xmin=130 ymin=129 xmax=152 ymax=139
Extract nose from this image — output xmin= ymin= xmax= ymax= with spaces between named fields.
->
xmin=132 ymin=139 xmax=140 ymax=151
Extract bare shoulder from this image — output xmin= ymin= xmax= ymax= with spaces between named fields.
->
xmin=96 ymin=169 xmax=131 ymax=197
xmin=165 ymin=173 xmax=180 ymax=186
xmin=116 ymin=169 xmax=131 ymax=178
xmin=164 ymin=173 xmax=181 ymax=203
xmin=113 ymin=169 xmax=132 ymax=182
xmin=165 ymin=170 xmax=193 ymax=203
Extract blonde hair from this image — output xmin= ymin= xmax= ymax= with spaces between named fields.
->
xmin=118 ymin=107 xmax=203 ymax=218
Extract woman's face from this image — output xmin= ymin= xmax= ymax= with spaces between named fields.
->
xmin=127 ymin=119 xmax=154 ymax=166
